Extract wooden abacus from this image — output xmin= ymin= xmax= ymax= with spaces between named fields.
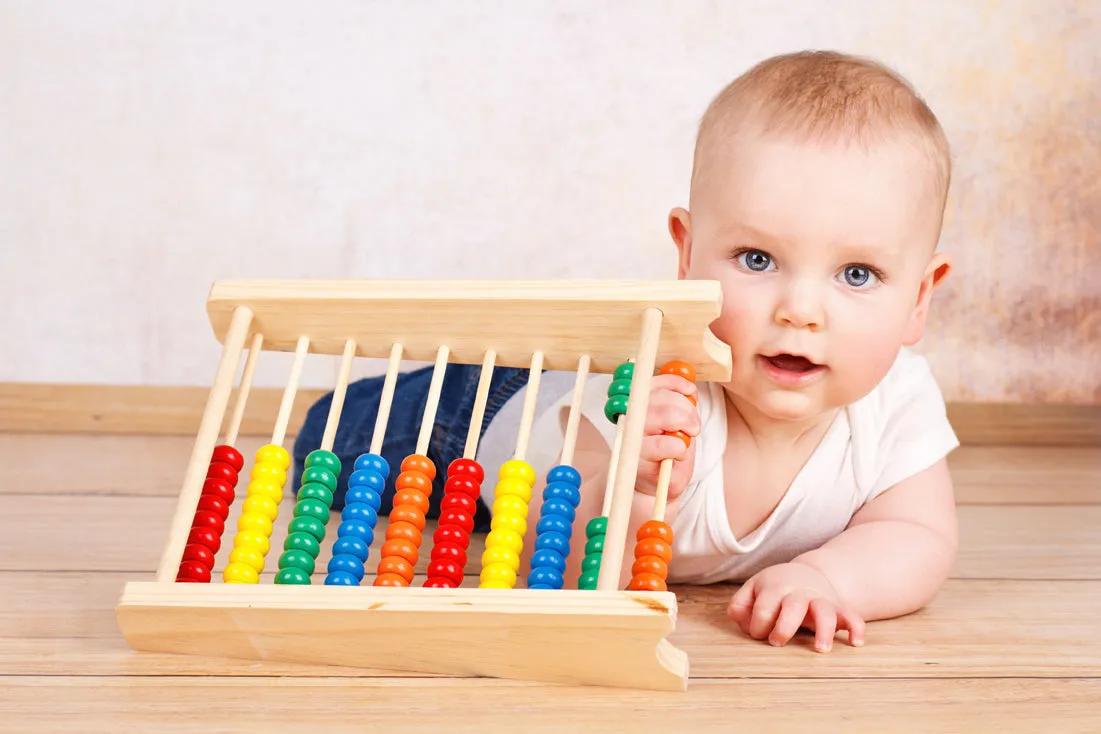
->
xmin=116 ymin=279 xmax=731 ymax=691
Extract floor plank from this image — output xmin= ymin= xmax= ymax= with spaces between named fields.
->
xmin=1 ymin=677 xmax=1098 ymax=734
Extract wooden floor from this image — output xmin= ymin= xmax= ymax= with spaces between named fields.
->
xmin=2 ymin=433 xmax=1100 ymax=732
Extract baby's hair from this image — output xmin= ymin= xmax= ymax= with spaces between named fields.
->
xmin=691 ymin=51 xmax=951 ymax=214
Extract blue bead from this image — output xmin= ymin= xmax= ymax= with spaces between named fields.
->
xmin=327 ymin=553 xmax=366 ymax=580
xmin=332 ymin=536 xmax=370 ymax=562
xmin=345 ymin=486 xmax=382 ymax=511
xmin=536 ymin=514 xmax=572 ymax=539
xmin=526 ymin=567 xmax=564 ymax=589
xmin=348 ymin=469 xmax=385 ymax=493
xmin=324 ymin=570 xmax=360 ymax=586
xmin=547 ymin=464 xmax=581 ymax=488
xmin=531 ymin=547 xmax=567 ymax=573
xmin=338 ymin=519 xmax=375 ymax=546
xmin=542 ymin=498 xmax=576 ymax=522
xmin=543 ymin=481 xmax=581 ymax=508
xmin=353 ymin=453 xmax=390 ymax=480
xmin=535 ymin=530 xmax=570 ymax=556
xmin=342 ymin=502 xmax=379 ymax=527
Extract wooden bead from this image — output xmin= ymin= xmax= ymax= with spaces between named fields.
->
xmin=381 ymin=538 xmax=419 ymax=566
xmin=628 ymin=573 xmax=667 ymax=592
xmin=255 ymin=443 xmax=291 ymax=471
xmin=447 ymin=457 xmax=484 ymax=484
xmin=444 ymin=474 xmax=481 ymax=500
xmin=632 ymin=554 xmax=668 ymax=579
xmin=438 ymin=508 xmax=474 ymax=535
xmin=197 ymin=494 xmax=229 ymax=521
xmin=430 ymin=541 xmax=467 ymax=567
xmin=206 ymin=461 xmax=238 ymax=485
xmin=353 ymin=452 xmax=390 ymax=481
xmin=301 ymin=466 xmax=338 ymax=493
xmin=229 ymin=546 xmax=266 ymax=573
xmin=385 ymin=520 xmax=423 ymax=546
xmin=376 ymin=557 xmax=414 ymax=584
xmin=234 ymin=529 xmax=270 ymax=556
xmin=250 ymin=463 xmax=287 ymax=487
xmin=237 ymin=512 xmax=273 ymax=537
xmin=245 ymin=478 xmax=283 ymax=504
xmin=440 ymin=492 xmax=477 ymax=514
xmin=396 ymin=470 xmax=432 ymax=495
xmin=274 ymin=567 xmax=311 ymax=585
xmin=490 ymin=512 xmax=527 ymax=537
xmin=498 ymin=459 xmax=535 ymax=486
xmin=493 ymin=494 xmax=527 ymax=518
xmin=176 ymin=560 xmax=211 ymax=583
xmin=201 ymin=477 xmax=235 ymax=505
xmin=479 ymin=564 xmax=517 ymax=588
xmin=434 ymin=525 xmax=470 ymax=548
xmin=279 ymin=549 xmax=315 ymax=575
xmin=295 ymin=498 xmax=331 ymax=525
xmin=481 ymin=546 xmax=520 ymax=572
xmin=374 ymin=573 xmax=408 ymax=587
xmin=495 ymin=477 xmax=532 ymax=503
xmin=288 ymin=516 xmax=327 ymax=542
xmin=423 ymin=577 xmax=458 ymax=588
xmin=634 ymin=537 xmax=672 ymax=564
xmin=400 ymin=454 xmax=436 ymax=480
xmin=211 ymin=444 xmax=244 ymax=472
xmin=187 ymin=526 xmax=221 ymax=555
xmin=191 ymin=509 xmax=225 ymax=535
xmin=223 ymin=562 xmax=259 ymax=584
xmin=242 ymin=495 xmax=279 ymax=522
xmin=426 ymin=559 xmax=464 ymax=586
xmin=637 ymin=520 xmax=674 ymax=545
xmin=297 ymin=482 xmax=334 ymax=507
xmin=390 ymin=505 xmax=426 ymax=531
xmin=284 ymin=532 xmax=320 ymax=558
xmin=182 ymin=543 xmax=215 ymax=569
xmin=394 ymin=487 xmax=430 ymax=516
xmin=659 ymin=360 xmax=696 ymax=382
xmin=485 ymin=528 xmax=524 ymax=556
xmin=304 ymin=449 xmax=341 ymax=476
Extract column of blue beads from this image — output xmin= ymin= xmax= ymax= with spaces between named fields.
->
xmin=324 ymin=452 xmax=389 ymax=585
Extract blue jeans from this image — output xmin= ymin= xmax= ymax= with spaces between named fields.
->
xmin=292 ymin=364 xmax=530 ymax=532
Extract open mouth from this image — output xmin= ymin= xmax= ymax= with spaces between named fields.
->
xmin=763 ymin=353 xmax=821 ymax=373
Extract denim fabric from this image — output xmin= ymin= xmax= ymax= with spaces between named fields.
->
xmin=292 ymin=364 xmax=530 ymax=532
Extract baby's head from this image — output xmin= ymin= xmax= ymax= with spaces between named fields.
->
xmin=670 ymin=51 xmax=953 ymax=424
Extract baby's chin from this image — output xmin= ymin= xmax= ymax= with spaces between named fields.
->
xmin=728 ymin=384 xmax=850 ymax=426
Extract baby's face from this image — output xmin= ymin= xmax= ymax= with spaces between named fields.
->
xmin=671 ymin=131 xmax=949 ymax=423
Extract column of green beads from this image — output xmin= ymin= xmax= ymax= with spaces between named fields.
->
xmin=274 ymin=449 xmax=340 ymax=584
xmin=577 ymin=361 xmax=633 ymax=590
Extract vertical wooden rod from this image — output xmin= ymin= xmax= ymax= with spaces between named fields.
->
xmin=369 ymin=343 xmax=404 ymax=456
xmin=512 ymin=350 xmax=544 ymax=462
xmin=597 ymin=307 xmax=663 ymax=591
xmin=320 ymin=339 xmax=358 ymax=452
xmin=464 ymin=350 xmax=497 ymax=460
xmin=415 ymin=346 xmax=451 ymax=457
xmin=223 ymin=331 xmax=264 ymax=447
xmin=155 ymin=305 xmax=253 ymax=582
xmin=558 ymin=354 xmax=591 ymax=467
xmin=270 ymin=336 xmax=310 ymax=447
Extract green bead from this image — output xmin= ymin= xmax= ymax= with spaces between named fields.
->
xmin=585 ymin=535 xmax=605 ymax=556
xmin=582 ymin=553 xmax=603 ymax=573
xmin=302 ymin=465 xmax=338 ymax=493
xmin=279 ymin=549 xmax=316 ymax=575
xmin=284 ymin=531 xmax=321 ymax=558
xmin=305 ymin=449 xmax=341 ymax=475
xmin=275 ymin=567 xmax=311 ymax=585
xmin=297 ymin=481 xmax=334 ymax=506
xmin=578 ymin=571 xmax=600 ymax=590
xmin=586 ymin=516 xmax=608 ymax=538
xmin=614 ymin=362 xmax=634 ymax=381
xmin=288 ymin=516 xmax=326 ymax=542
xmin=296 ymin=497 xmax=330 ymax=525
xmin=607 ymin=377 xmax=632 ymax=398
xmin=604 ymin=394 xmax=629 ymax=424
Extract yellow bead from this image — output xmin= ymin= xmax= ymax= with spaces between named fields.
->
xmin=242 ymin=495 xmax=279 ymax=521
xmin=223 ymin=562 xmax=259 ymax=584
xmin=234 ymin=529 xmax=271 ymax=556
xmin=482 ymin=546 xmax=520 ymax=572
xmin=255 ymin=444 xmax=291 ymax=471
xmin=494 ymin=477 xmax=532 ymax=503
xmin=490 ymin=512 xmax=527 ymax=537
xmin=229 ymin=546 xmax=266 ymax=573
xmin=499 ymin=459 xmax=536 ymax=486
xmin=493 ymin=494 xmax=528 ymax=518
xmin=479 ymin=564 xmax=517 ymax=588
xmin=485 ymin=528 xmax=523 ymax=555
xmin=247 ymin=478 xmax=284 ymax=504
xmin=238 ymin=512 xmax=274 ymax=536
xmin=251 ymin=462 xmax=287 ymax=486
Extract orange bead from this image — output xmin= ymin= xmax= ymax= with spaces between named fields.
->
xmin=385 ymin=521 xmax=423 ymax=545
xmin=400 ymin=454 xmax=435 ymax=480
xmin=390 ymin=505 xmax=426 ymax=531
xmin=632 ymin=554 xmax=669 ymax=580
xmin=381 ymin=538 xmax=419 ymax=565
xmin=377 ymin=557 xmax=415 ymax=583
xmin=396 ymin=470 xmax=432 ymax=495
xmin=628 ymin=572 xmax=667 ymax=592
xmin=374 ymin=573 xmax=409 ymax=587
xmin=637 ymin=520 xmax=674 ymax=545
xmin=660 ymin=360 xmax=696 ymax=382
xmin=394 ymin=487 xmax=430 ymax=515
xmin=668 ymin=429 xmax=692 ymax=448
xmin=634 ymin=536 xmax=672 ymax=564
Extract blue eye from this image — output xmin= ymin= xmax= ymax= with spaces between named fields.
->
xmin=737 ymin=250 xmax=773 ymax=272
xmin=842 ymin=265 xmax=878 ymax=288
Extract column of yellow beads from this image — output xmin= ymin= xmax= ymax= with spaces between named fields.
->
xmin=223 ymin=444 xmax=290 ymax=583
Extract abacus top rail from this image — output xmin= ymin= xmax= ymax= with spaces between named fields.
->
xmin=206 ymin=279 xmax=732 ymax=381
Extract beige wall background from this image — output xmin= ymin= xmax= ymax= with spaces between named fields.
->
xmin=1 ymin=1 xmax=1097 ymax=402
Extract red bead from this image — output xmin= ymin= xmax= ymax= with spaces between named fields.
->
xmin=444 ymin=474 xmax=481 ymax=500
xmin=202 ymin=477 xmax=235 ymax=504
xmin=187 ymin=526 xmax=221 ymax=554
xmin=447 ymin=458 xmax=485 ymax=484
xmin=395 ymin=470 xmax=432 ymax=495
xmin=175 ymin=576 xmax=201 ymax=583
xmin=433 ymin=525 xmax=470 ymax=548
xmin=424 ymin=577 xmax=458 ymax=588
xmin=177 ymin=560 xmax=211 ymax=583
xmin=197 ymin=494 xmax=229 ymax=521
xmin=191 ymin=509 xmax=225 ymax=535
xmin=430 ymin=541 xmax=467 ymax=567
xmin=628 ymin=572 xmax=667 ymax=592
xmin=426 ymin=558 xmax=464 ymax=586
xmin=211 ymin=444 xmax=245 ymax=472
xmin=182 ymin=542 xmax=215 ymax=569
xmin=400 ymin=454 xmax=435 ymax=480
xmin=441 ymin=492 xmax=477 ymax=515
xmin=394 ymin=487 xmax=431 ymax=515
xmin=206 ymin=461 xmax=238 ymax=485
xmin=439 ymin=508 xmax=474 ymax=534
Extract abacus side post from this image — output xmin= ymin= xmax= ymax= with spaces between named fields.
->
xmin=154 ymin=305 xmax=254 ymax=582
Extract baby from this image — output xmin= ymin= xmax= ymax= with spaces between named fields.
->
xmin=294 ymin=50 xmax=958 ymax=653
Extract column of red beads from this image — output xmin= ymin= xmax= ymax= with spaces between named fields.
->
xmin=177 ymin=445 xmax=243 ymax=582
xmin=423 ymin=458 xmax=483 ymax=587
xmin=373 ymin=454 xmax=436 ymax=586
xmin=627 ymin=360 xmax=696 ymax=592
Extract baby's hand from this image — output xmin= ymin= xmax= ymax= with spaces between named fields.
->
xmin=727 ymin=562 xmax=866 ymax=652
xmin=634 ymin=373 xmax=700 ymax=500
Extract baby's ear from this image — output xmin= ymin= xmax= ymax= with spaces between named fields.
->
xmin=902 ymin=251 xmax=952 ymax=345
xmin=668 ymin=207 xmax=693 ymax=279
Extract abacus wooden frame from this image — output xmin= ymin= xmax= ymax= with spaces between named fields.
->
xmin=116 ymin=278 xmax=732 ymax=691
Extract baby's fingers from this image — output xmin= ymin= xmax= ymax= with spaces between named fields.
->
xmin=808 ymin=598 xmax=838 ymax=652
xmin=837 ymin=607 xmax=866 ymax=648
xmin=768 ymin=594 xmax=810 ymax=647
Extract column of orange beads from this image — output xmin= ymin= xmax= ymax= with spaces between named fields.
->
xmin=628 ymin=360 xmax=696 ymax=592
xmin=373 ymin=346 xmax=451 ymax=587
xmin=177 ymin=332 xmax=264 ymax=582
xmin=423 ymin=349 xmax=497 ymax=587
